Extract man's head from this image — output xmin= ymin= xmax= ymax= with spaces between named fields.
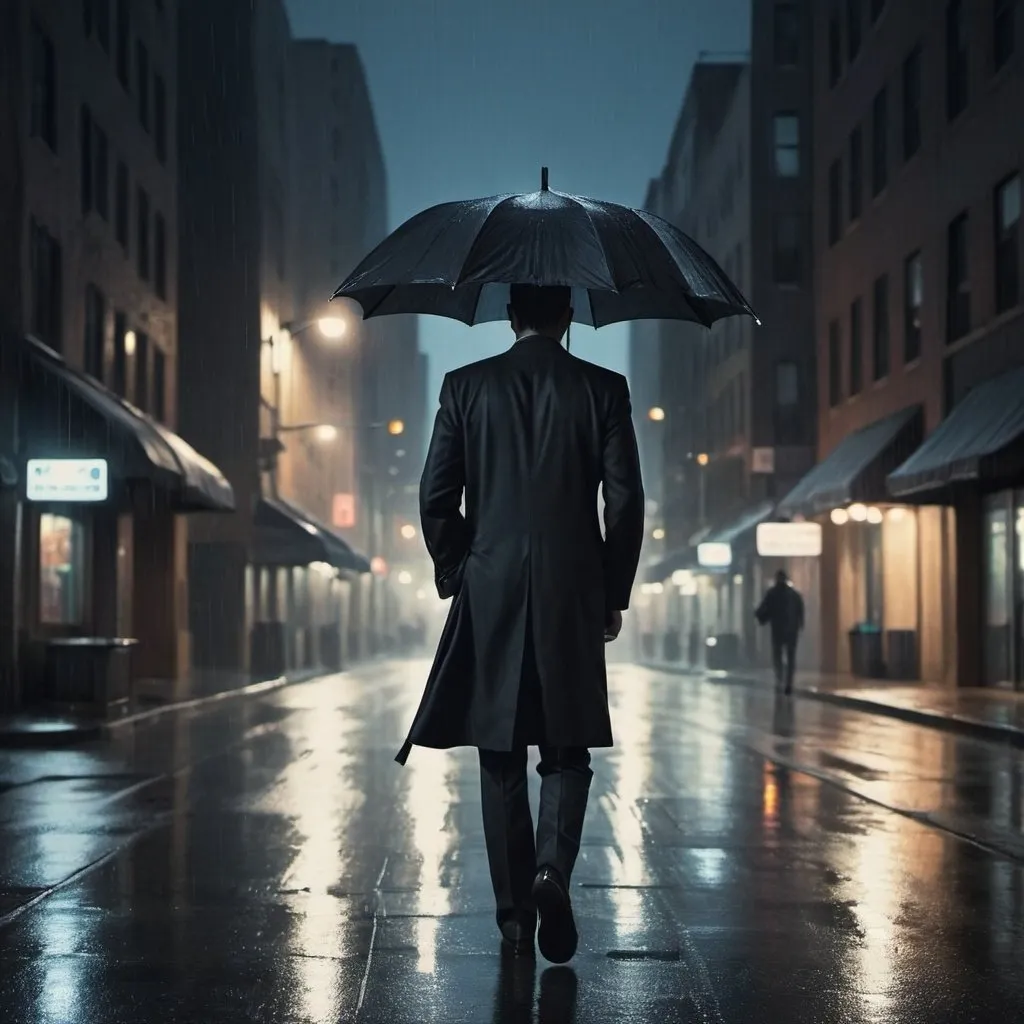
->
xmin=507 ymin=284 xmax=573 ymax=340
xmin=775 ymin=569 xmax=789 ymax=585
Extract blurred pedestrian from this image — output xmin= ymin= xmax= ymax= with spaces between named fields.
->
xmin=396 ymin=284 xmax=645 ymax=964
xmin=755 ymin=570 xmax=805 ymax=695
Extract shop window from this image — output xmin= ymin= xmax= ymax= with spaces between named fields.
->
xmin=864 ymin=522 xmax=883 ymax=627
xmin=984 ymin=495 xmax=1012 ymax=683
xmin=994 ymin=172 xmax=1020 ymax=313
xmin=902 ymin=45 xmax=921 ymax=160
xmin=39 ymin=514 xmax=85 ymax=626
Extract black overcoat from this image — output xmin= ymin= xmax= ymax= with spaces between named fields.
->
xmin=395 ymin=333 xmax=645 ymax=764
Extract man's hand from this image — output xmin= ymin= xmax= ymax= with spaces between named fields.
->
xmin=604 ymin=609 xmax=623 ymax=642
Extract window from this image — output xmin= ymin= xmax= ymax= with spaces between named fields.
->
xmin=80 ymin=106 xmax=109 ymax=219
xmin=154 ymin=212 xmax=167 ymax=300
xmin=30 ymin=218 xmax=62 ymax=350
xmin=154 ymin=74 xmax=167 ymax=163
xmin=848 ymin=125 xmax=863 ymax=221
xmin=946 ymin=212 xmax=970 ymax=342
xmin=994 ymin=0 xmax=1015 ymax=70
xmin=774 ymin=361 xmax=801 ymax=444
xmin=946 ymin=0 xmax=969 ymax=120
xmin=871 ymin=85 xmax=887 ymax=196
xmin=828 ymin=320 xmax=842 ymax=406
xmin=137 ymin=187 xmax=150 ymax=281
xmin=903 ymin=250 xmax=923 ymax=362
xmin=902 ymin=45 xmax=922 ymax=159
xmin=872 ymin=274 xmax=890 ymax=380
xmin=113 ymin=312 xmax=128 ymax=395
xmin=772 ymin=213 xmax=801 ymax=284
xmin=870 ymin=0 xmax=885 ymax=22
xmin=136 ymin=41 xmax=149 ymax=129
xmin=83 ymin=283 xmax=106 ymax=379
xmin=846 ymin=0 xmax=862 ymax=61
xmin=39 ymin=515 xmax=85 ymax=626
xmin=153 ymin=347 xmax=166 ymax=422
xmin=80 ymin=106 xmax=93 ymax=214
xmin=115 ymin=161 xmax=129 ymax=251
xmin=30 ymin=22 xmax=58 ymax=152
xmin=134 ymin=330 xmax=149 ymax=410
xmin=828 ymin=14 xmax=842 ymax=86
xmin=115 ymin=0 xmax=130 ymax=89
xmin=773 ymin=3 xmax=800 ymax=66
xmin=995 ymin=173 xmax=1021 ymax=313
xmin=772 ymin=114 xmax=800 ymax=177
xmin=828 ymin=159 xmax=842 ymax=245
xmin=849 ymin=298 xmax=863 ymax=394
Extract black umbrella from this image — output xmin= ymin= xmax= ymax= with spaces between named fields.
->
xmin=331 ymin=168 xmax=759 ymax=330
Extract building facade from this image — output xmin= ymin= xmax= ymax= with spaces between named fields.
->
xmin=791 ymin=0 xmax=1023 ymax=688
xmin=635 ymin=4 xmax=818 ymax=668
xmin=0 ymin=0 xmax=234 ymax=711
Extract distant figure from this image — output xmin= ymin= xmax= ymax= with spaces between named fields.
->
xmin=755 ymin=570 xmax=804 ymax=695
xmin=396 ymin=284 xmax=645 ymax=964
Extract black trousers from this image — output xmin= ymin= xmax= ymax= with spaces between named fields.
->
xmin=477 ymin=630 xmax=593 ymax=927
xmin=772 ymin=633 xmax=798 ymax=691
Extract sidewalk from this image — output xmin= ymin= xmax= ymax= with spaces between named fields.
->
xmin=643 ymin=659 xmax=1024 ymax=747
xmin=0 ymin=666 xmax=324 ymax=748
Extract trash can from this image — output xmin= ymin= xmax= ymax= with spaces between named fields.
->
xmin=849 ymin=623 xmax=885 ymax=678
xmin=663 ymin=629 xmax=681 ymax=662
xmin=886 ymin=630 xmax=919 ymax=680
xmin=44 ymin=637 xmax=138 ymax=714
xmin=250 ymin=622 xmax=286 ymax=680
xmin=706 ymin=632 xmax=740 ymax=670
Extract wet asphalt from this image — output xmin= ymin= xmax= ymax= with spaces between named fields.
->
xmin=1 ymin=659 xmax=1023 ymax=1022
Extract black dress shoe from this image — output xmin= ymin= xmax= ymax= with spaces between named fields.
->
xmin=531 ymin=867 xmax=578 ymax=964
xmin=500 ymin=919 xmax=535 ymax=957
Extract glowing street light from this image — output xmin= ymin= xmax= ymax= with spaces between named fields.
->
xmin=397 ymin=570 xmax=413 ymax=585
xmin=314 ymin=424 xmax=338 ymax=442
xmin=124 ymin=330 xmax=137 ymax=356
xmin=400 ymin=523 xmax=417 ymax=540
xmin=696 ymin=452 xmax=709 ymax=466
xmin=652 ymin=527 xmax=665 ymax=540
xmin=648 ymin=406 xmax=666 ymax=421
xmin=387 ymin=419 xmax=405 ymax=436
xmin=317 ymin=316 xmax=346 ymax=339
xmin=848 ymin=503 xmax=868 ymax=522
xmin=830 ymin=508 xmax=849 ymax=525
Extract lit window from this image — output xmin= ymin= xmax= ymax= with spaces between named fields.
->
xmin=39 ymin=514 xmax=85 ymax=625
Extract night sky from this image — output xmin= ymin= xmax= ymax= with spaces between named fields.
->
xmin=285 ymin=0 xmax=751 ymax=410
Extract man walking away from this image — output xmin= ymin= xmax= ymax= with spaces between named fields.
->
xmin=755 ymin=570 xmax=804 ymax=695
xmin=397 ymin=284 xmax=645 ymax=965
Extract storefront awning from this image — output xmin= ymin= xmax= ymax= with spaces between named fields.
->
xmin=19 ymin=338 xmax=234 ymax=512
xmin=887 ymin=366 xmax=1024 ymax=499
xmin=777 ymin=405 xmax=923 ymax=518
xmin=703 ymin=500 xmax=776 ymax=548
xmin=253 ymin=496 xmax=371 ymax=574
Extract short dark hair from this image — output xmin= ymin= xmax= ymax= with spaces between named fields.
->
xmin=775 ymin=569 xmax=788 ymax=584
xmin=509 ymin=284 xmax=571 ymax=329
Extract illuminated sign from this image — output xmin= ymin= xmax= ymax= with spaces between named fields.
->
xmin=332 ymin=492 xmax=356 ymax=528
xmin=756 ymin=521 xmax=822 ymax=557
xmin=697 ymin=541 xmax=732 ymax=568
xmin=26 ymin=459 xmax=108 ymax=502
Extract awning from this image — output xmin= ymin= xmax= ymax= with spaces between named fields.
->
xmin=19 ymin=337 xmax=234 ymax=512
xmin=253 ymin=496 xmax=371 ymax=574
xmin=888 ymin=366 xmax=1024 ymax=499
xmin=703 ymin=500 xmax=776 ymax=548
xmin=777 ymin=405 xmax=923 ymax=518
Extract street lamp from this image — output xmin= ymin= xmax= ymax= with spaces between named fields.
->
xmin=648 ymin=406 xmax=665 ymax=422
xmin=387 ymin=419 xmax=404 ymax=436
xmin=400 ymin=523 xmax=417 ymax=540
xmin=281 ymin=316 xmax=347 ymax=341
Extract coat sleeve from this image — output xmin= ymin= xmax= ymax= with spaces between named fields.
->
xmin=420 ymin=373 xmax=469 ymax=590
xmin=601 ymin=375 xmax=645 ymax=612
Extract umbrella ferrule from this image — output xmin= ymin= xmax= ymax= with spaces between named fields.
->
xmin=541 ymin=166 xmax=549 ymax=191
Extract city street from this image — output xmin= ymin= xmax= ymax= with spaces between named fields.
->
xmin=1 ymin=662 xmax=1023 ymax=1022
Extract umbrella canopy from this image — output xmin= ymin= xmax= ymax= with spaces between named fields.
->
xmin=332 ymin=168 xmax=758 ymax=329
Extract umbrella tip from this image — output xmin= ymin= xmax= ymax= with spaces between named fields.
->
xmin=541 ymin=166 xmax=549 ymax=191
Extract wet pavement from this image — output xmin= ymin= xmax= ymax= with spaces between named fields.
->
xmin=2 ymin=661 xmax=1024 ymax=1022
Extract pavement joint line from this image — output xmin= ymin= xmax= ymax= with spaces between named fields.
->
xmin=355 ymin=855 xmax=390 ymax=1019
xmin=0 ymin=719 xmax=291 ymax=931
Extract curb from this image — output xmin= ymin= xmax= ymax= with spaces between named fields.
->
xmin=642 ymin=662 xmax=1024 ymax=749
xmin=0 ymin=669 xmax=328 ymax=750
